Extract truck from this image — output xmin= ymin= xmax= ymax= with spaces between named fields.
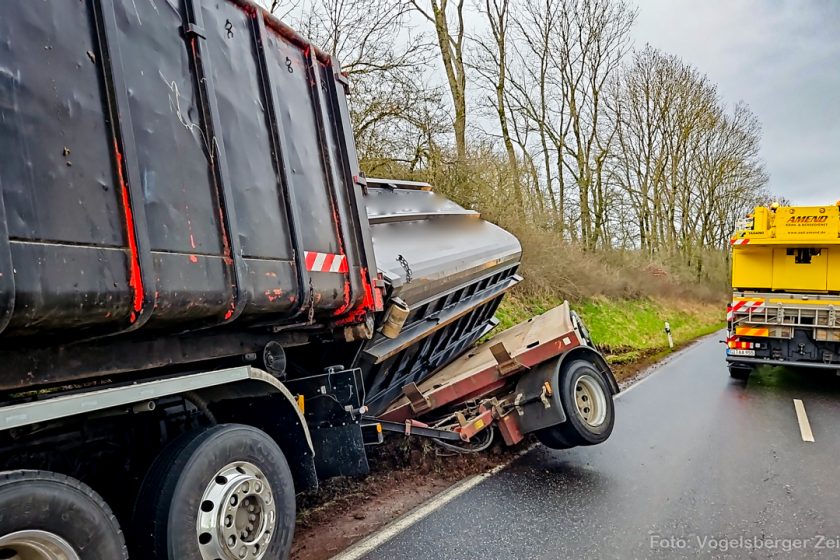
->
xmin=0 ymin=1 xmax=618 ymax=559
xmin=727 ymin=201 xmax=840 ymax=379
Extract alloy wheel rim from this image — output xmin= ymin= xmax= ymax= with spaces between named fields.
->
xmin=196 ymin=461 xmax=276 ymax=560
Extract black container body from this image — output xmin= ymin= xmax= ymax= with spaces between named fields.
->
xmin=0 ymin=0 xmax=378 ymax=346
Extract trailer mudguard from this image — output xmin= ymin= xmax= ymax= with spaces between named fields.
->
xmin=513 ymin=346 xmax=617 ymax=434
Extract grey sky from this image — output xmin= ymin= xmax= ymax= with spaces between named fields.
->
xmin=269 ymin=0 xmax=839 ymax=205
xmin=631 ymin=0 xmax=840 ymax=205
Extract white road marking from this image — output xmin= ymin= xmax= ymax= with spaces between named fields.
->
xmin=329 ymin=443 xmax=537 ymax=560
xmin=793 ymin=399 xmax=815 ymax=442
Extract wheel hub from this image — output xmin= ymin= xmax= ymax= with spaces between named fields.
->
xmin=0 ymin=530 xmax=80 ymax=560
xmin=196 ymin=462 xmax=276 ymax=560
xmin=574 ymin=374 xmax=607 ymax=427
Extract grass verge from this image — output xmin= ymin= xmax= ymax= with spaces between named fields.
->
xmin=496 ymin=294 xmax=725 ymax=370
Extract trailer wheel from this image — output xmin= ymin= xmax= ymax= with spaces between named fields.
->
xmin=0 ymin=470 xmax=128 ymax=559
xmin=535 ymin=426 xmax=578 ymax=450
xmin=133 ymin=424 xmax=295 ymax=560
xmin=729 ymin=364 xmax=752 ymax=380
xmin=536 ymin=359 xmax=615 ymax=448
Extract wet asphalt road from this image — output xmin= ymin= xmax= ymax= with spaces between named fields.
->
xmin=358 ymin=334 xmax=840 ymax=559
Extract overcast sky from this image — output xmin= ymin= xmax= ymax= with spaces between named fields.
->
xmin=631 ymin=0 xmax=840 ymax=205
xmin=271 ymin=0 xmax=839 ymax=205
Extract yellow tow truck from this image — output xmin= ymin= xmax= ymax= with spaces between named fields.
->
xmin=727 ymin=202 xmax=840 ymax=379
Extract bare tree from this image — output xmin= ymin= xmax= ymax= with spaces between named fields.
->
xmin=275 ymin=0 xmax=445 ymax=171
xmin=553 ymin=0 xmax=636 ymax=250
xmin=506 ymin=0 xmax=566 ymax=230
xmin=410 ymin=0 xmax=468 ymax=161
xmin=471 ymin=0 xmax=528 ymax=217
xmin=611 ymin=46 xmax=768 ymax=266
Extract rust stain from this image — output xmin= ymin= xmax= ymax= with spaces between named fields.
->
xmin=265 ymin=288 xmax=283 ymax=303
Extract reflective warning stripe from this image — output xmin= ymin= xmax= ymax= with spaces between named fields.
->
xmin=735 ymin=327 xmax=769 ymax=337
xmin=730 ymin=238 xmax=751 ymax=245
xmin=727 ymin=298 xmax=765 ymax=321
xmin=726 ymin=337 xmax=754 ymax=350
xmin=304 ymin=251 xmax=348 ymax=273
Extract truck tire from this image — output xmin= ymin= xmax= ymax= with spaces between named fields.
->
xmin=0 ymin=470 xmax=128 ymax=559
xmin=536 ymin=359 xmax=615 ymax=448
xmin=729 ymin=364 xmax=753 ymax=380
xmin=133 ymin=424 xmax=296 ymax=560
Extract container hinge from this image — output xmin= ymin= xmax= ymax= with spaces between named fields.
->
xmin=490 ymin=342 xmax=526 ymax=376
xmin=402 ymin=382 xmax=432 ymax=415
xmin=181 ymin=23 xmax=206 ymax=39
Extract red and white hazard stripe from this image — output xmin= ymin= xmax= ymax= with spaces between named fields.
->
xmin=727 ymin=299 xmax=765 ymax=322
xmin=730 ymin=238 xmax=751 ymax=245
xmin=726 ymin=336 xmax=754 ymax=350
xmin=304 ymin=251 xmax=348 ymax=273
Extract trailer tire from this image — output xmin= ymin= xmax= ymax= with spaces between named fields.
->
xmin=535 ymin=427 xmax=578 ymax=450
xmin=536 ymin=359 xmax=615 ymax=448
xmin=0 ymin=470 xmax=128 ymax=559
xmin=729 ymin=364 xmax=752 ymax=380
xmin=133 ymin=424 xmax=296 ymax=560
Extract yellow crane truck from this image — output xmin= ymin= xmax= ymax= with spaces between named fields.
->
xmin=727 ymin=202 xmax=840 ymax=379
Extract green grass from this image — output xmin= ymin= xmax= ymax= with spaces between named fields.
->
xmin=495 ymin=294 xmax=725 ymax=363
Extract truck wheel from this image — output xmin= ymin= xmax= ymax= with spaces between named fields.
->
xmin=536 ymin=359 xmax=615 ymax=448
xmin=0 ymin=470 xmax=128 ymax=559
xmin=729 ymin=364 xmax=752 ymax=380
xmin=133 ymin=424 xmax=296 ymax=560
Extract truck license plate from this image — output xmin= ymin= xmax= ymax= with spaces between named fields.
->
xmin=728 ymin=349 xmax=755 ymax=357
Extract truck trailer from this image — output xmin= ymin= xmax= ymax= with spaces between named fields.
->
xmin=0 ymin=1 xmax=617 ymax=559
xmin=727 ymin=202 xmax=840 ymax=378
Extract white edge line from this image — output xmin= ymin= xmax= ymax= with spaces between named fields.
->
xmin=332 ymin=333 xmax=718 ymax=559
xmin=793 ymin=399 xmax=815 ymax=442
xmin=329 ymin=443 xmax=537 ymax=560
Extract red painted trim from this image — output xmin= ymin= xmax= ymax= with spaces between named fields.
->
xmin=381 ymin=331 xmax=582 ymax=423
xmin=113 ymin=140 xmax=144 ymax=321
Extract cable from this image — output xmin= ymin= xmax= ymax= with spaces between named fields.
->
xmin=432 ymin=427 xmax=495 ymax=456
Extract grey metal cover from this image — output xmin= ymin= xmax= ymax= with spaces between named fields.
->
xmin=359 ymin=179 xmax=523 ymax=413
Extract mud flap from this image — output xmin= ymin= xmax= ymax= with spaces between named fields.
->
xmin=513 ymin=358 xmax=568 ymax=434
xmin=284 ymin=367 xmax=370 ymax=478
xmin=310 ymin=424 xmax=369 ymax=478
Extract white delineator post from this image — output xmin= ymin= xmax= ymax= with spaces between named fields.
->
xmin=664 ymin=321 xmax=674 ymax=350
